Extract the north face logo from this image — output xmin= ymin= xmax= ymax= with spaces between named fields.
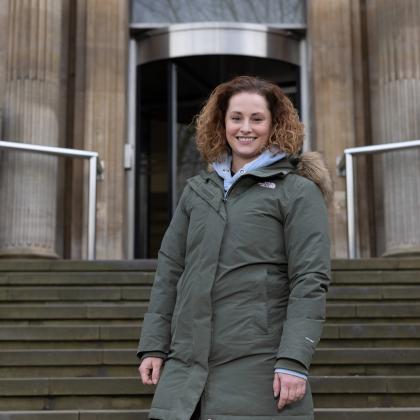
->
xmin=258 ymin=181 xmax=276 ymax=189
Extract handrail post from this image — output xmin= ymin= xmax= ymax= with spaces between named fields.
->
xmin=88 ymin=156 xmax=98 ymax=260
xmin=0 ymin=140 xmax=101 ymax=260
xmin=340 ymin=139 xmax=420 ymax=258
xmin=345 ymin=152 xmax=356 ymax=258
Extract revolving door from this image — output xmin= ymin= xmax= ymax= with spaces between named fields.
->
xmin=132 ymin=24 xmax=305 ymax=258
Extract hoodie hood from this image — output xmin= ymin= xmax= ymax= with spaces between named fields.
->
xmin=212 ymin=149 xmax=286 ymax=195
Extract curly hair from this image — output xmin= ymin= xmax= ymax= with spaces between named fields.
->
xmin=195 ymin=76 xmax=304 ymax=163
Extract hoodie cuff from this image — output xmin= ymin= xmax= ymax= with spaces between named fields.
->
xmin=274 ymin=368 xmax=307 ymax=380
xmin=274 ymin=358 xmax=309 ymax=376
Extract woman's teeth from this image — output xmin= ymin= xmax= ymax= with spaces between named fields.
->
xmin=237 ymin=137 xmax=256 ymax=143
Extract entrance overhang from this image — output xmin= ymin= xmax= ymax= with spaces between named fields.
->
xmin=136 ymin=22 xmax=301 ymax=65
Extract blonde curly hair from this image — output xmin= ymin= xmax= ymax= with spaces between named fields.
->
xmin=195 ymin=76 xmax=304 ymax=163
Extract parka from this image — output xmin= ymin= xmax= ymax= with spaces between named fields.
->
xmin=138 ymin=153 xmax=331 ymax=420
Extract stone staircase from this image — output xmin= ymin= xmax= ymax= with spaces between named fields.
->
xmin=0 ymin=259 xmax=419 ymax=419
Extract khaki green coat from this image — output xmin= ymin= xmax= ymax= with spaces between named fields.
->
xmin=138 ymin=157 xmax=331 ymax=420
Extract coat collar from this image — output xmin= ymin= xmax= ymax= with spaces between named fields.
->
xmin=201 ymin=158 xmax=295 ymax=184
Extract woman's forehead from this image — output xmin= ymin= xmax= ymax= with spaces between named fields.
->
xmin=227 ymin=92 xmax=269 ymax=112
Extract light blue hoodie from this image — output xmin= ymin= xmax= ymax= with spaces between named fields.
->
xmin=212 ymin=149 xmax=286 ymax=196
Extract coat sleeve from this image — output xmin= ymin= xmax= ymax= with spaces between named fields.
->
xmin=276 ymin=177 xmax=330 ymax=370
xmin=137 ymin=186 xmax=191 ymax=359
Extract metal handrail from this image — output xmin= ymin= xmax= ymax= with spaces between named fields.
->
xmin=338 ymin=139 xmax=420 ymax=258
xmin=0 ymin=140 xmax=103 ymax=260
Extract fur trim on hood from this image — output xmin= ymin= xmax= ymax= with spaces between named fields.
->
xmin=296 ymin=152 xmax=333 ymax=203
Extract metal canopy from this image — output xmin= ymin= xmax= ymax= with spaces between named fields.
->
xmin=135 ymin=22 xmax=301 ymax=65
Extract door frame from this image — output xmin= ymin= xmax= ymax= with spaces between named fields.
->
xmin=126 ymin=23 xmax=308 ymax=258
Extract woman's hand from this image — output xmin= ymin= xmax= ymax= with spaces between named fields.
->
xmin=273 ymin=372 xmax=306 ymax=410
xmin=139 ymin=357 xmax=163 ymax=385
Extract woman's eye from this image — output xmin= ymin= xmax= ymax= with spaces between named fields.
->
xmin=231 ymin=116 xmax=241 ymax=121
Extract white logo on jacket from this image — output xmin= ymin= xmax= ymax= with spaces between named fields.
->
xmin=258 ymin=181 xmax=276 ymax=189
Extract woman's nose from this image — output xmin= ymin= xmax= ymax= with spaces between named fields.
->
xmin=240 ymin=120 xmax=251 ymax=133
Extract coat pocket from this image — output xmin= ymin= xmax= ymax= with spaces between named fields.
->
xmin=265 ymin=270 xmax=289 ymax=332
xmin=252 ymin=269 xmax=270 ymax=335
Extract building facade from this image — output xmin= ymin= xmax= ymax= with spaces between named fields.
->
xmin=0 ymin=0 xmax=419 ymax=260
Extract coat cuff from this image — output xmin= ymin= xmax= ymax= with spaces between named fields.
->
xmin=138 ymin=351 xmax=167 ymax=362
xmin=274 ymin=357 xmax=308 ymax=376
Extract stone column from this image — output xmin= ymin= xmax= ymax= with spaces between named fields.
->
xmin=69 ymin=0 xmax=128 ymax=259
xmin=0 ymin=0 xmax=68 ymax=258
xmin=367 ymin=0 xmax=420 ymax=256
xmin=0 ymin=0 xmax=8 ymax=134
xmin=308 ymin=0 xmax=358 ymax=257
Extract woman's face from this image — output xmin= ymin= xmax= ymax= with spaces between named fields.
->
xmin=224 ymin=91 xmax=272 ymax=171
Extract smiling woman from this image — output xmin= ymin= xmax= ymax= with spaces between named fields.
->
xmin=137 ymin=76 xmax=332 ymax=420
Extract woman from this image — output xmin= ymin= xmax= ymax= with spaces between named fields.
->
xmin=138 ymin=76 xmax=331 ymax=420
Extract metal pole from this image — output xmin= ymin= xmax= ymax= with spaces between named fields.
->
xmin=0 ymin=140 xmax=97 ymax=158
xmin=88 ymin=156 xmax=97 ymax=260
xmin=126 ymin=38 xmax=137 ymax=259
xmin=345 ymin=152 xmax=356 ymax=258
xmin=0 ymin=140 xmax=99 ymax=260
xmin=344 ymin=139 xmax=420 ymax=156
xmin=168 ymin=62 xmax=178 ymax=217
xmin=299 ymin=39 xmax=310 ymax=151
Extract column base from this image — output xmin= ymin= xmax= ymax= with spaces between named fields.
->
xmin=0 ymin=247 xmax=59 ymax=259
xmin=382 ymin=246 xmax=420 ymax=258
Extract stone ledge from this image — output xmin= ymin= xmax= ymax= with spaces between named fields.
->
xmin=0 ymin=410 xmax=149 ymax=420
xmin=0 ymin=260 xmax=158 ymax=272
xmin=1 ymin=408 xmax=420 ymax=420
xmin=315 ymin=408 xmax=420 ymax=420
xmin=0 ymin=258 xmax=420 ymax=272
xmin=0 ymin=376 xmax=419 ymax=396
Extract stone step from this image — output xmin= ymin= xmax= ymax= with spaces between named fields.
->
xmin=0 ymin=349 xmax=138 ymax=366
xmin=1 ymin=322 xmax=419 ymax=344
xmin=316 ymin=408 xmax=420 ymax=420
xmin=0 ymin=303 xmax=148 ymax=320
xmin=323 ymin=322 xmax=420 ymax=339
xmin=331 ymin=259 xmax=420 ymax=270
xmin=0 ymin=376 xmax=418 ymax=396
xmin=326 ymin=302 xmax=420 ymax=319
xmin=0 ymin=286 xmax=151 ymax=301
xmin=5 ymin=363 xmax=415 ymax=379
xmin=331 ymin=270 xmax=420 ymax=285
xmin=0 ymin=410 xmax=420 ymax=420
xmin=0 ymin=302 xmax=419 ymax=321
xmin=0 ymin=325 xmax=140 ymax=341
xmin=0 ymin=365 xmax=138 ymax=378
xmin=0 ymin=411 xmax=149 ymax=420
xmin=0 ymin=376 xmax=418 ymax=410
xmin=1 ymin=271 xmax=420 ymax=287
xmin=0 ymin=260 xmax=158 ymax=272
xmin=1 ymin=348 xmax=418 ymax=378
xmin=1 ymin=348 xmax=418 ymax=368
xmin=0 ymin=272 xmax=154 ymax=286
xmin=1 ymin=257 xmax=420 ymax=272
xmin=327 ymin=285 xmax=420 ymax=300
xmin=3 ymin=284 xmax=420 ymax=302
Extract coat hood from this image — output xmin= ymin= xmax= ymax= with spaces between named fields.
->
xmin=295 ymin=151 xmax=333 ymax=203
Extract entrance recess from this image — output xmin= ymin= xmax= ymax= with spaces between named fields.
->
xmin=129 ymin=23 xmax=306 ymax=258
